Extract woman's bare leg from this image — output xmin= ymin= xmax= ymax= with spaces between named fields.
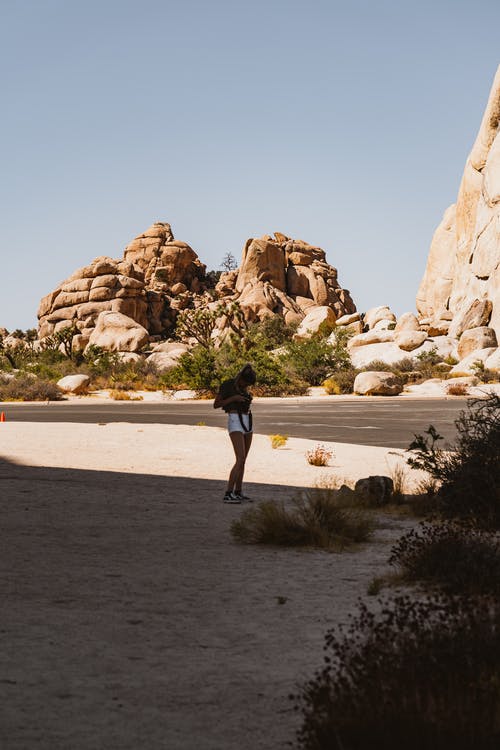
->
xmin=238 ymin=432 xmax=253 ymax=492
xmin=228 ymin=431 xmax=246 ymax=492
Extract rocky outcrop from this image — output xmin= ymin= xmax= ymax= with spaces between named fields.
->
xmin=38 ymin=224 xmax=356 ymax=350
xmin=216 ymin=232 xmax=355 ymax=325
xmin=417 ymin=65 xmax=500 ymax=347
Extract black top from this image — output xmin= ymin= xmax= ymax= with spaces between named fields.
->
xmin=217 ymin=378 xmax=253 ymax=414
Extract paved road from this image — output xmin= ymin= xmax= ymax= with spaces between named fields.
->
xmin=1 ymin=398 xmax=467 ymax=448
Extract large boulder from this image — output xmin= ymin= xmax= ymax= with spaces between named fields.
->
xmin=394 ymin=312 xmax=421 ymax=332
xmin=348 ymin=330 xmax=395 ymax=348
xmin=364 ymin=306 xmax=396 ymax=329
xmin=395 ymin=331 xmax=428 ymax=351
xmin=236 ymin=237 xmax=286 ymax=292
xmin=87 ymin=312 xmax=150 ymax=352
xmin=294 ymin=306 xmax=335 ymax=339
xmin=349 ymin=342 xmax=411 ymax=369
xmin=56 ymin=374 xmax=90 ymax=394
xmin=457 ymin=327 xmax=498 ymax=359
xmin=417 ymin=65 xmax=500 ymax=343
xmin=353 ymin=371 xmax=404 ymax=396
xmin=450 ymin=347 xmax=497 ymax=375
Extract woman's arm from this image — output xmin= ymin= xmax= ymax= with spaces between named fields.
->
xmin=213 ymin=393 xmax=246 ymax=409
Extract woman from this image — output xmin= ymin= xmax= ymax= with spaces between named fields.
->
xmin=213 ymin=363 xmax=256 ymax=504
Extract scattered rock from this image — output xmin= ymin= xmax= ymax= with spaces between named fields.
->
xmin=56 ymin=374 xmax=90 ymax=394
xmin=353 ymin=371 xmax=404 ymax=396
xmin=354 ymin=476 xmax=394 ymax=506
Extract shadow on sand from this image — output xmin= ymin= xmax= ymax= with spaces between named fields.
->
xmin=0 ymin=456 xmax=411 ymax=750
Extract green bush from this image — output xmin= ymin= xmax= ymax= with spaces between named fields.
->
xmin=294 ymin=594 xmax=500 ymax=749
xmin=407 ymin=394 xmax=500 ymax=528
xmin=389 ymin=521 xmax=500 ymax=595
xmin=281 ymin=329 xmax=351 ymax=386
xmin=231 ymin=487 xmax=373 ymax=550
xmin=323 ymin=367 xmax=358 ymax=394
xmin=0 ymin=374 xmax=63 ymax=401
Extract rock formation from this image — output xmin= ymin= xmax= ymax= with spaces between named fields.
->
xmin=417 ymin=65 xmax=500 ymax=346
xmin=38 ymin=224 xmax=355 ymax=351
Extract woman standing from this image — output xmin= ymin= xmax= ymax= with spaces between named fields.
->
xmin=213 ymin=363 xmax=256 ymax=504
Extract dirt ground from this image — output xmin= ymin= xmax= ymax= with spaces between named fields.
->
xmin=0 ymin=424 xmax=416 ymax=749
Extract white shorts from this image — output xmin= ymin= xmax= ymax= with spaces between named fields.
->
xmin=227 ymin=412 xmax=252 ymax=434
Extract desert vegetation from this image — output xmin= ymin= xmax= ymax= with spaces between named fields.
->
xmin=1 ymin=314 xmax=498 ymax=400
xmin=294 ymin=594 xmax=500 ymax=750
xmin=231 ymin=485 xmax=374 ymax=551
xmin=292 ymin=394 xmax=500 ymax=747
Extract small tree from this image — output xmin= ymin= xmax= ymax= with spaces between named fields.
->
xmin=175 ymin=301 xmax=248 ymax=350
xmin=220 ymin=252 xmax=238 ymax=272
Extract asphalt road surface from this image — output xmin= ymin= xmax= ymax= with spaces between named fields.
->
xmin=0 ymin=398 xmax=468 ymax=448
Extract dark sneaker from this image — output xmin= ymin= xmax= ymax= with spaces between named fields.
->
xmin=233 ymin=492 xmax=253 ymax=503
xmin=223 ymin=491 xmax=241 ymax=504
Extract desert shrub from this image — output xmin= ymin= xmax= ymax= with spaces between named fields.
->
xmin=407 ymin=394 xmax=500 ymax=528
xmin=269 ymin=433 xmax=288 ymax=448
xmin=322 ymin=378 xmax=341 ymax=395
xmin=294 ymin=594 xmax=500 ymax=749
xmin=281 ymin=329 xmax=351 ymax=386
xmin=306 ymin=444 xmax=333 ymax=466
xmin=389 ymin=521 xmax=500 ymax=595
xmin=388 ymin=462 xmax=407 ymax=504
xmin=246 ymin=316 xmax=298 ymax=349
xmin=406 ymin=476 xmax=441 ymax=517
xmin=231 ymin=488 xmax=373 ymax=550
xmin=471 ymin=360 xmax=499 ymax=383
xmin=160 ymin=346 xmax=220 ymax=392
xmin=446 ymin=381 xmax=468 ymax=396
xmin=108 ymin=389 xmax=143 ymax=401
xmin=360 ymin=359 xmax=393 ymax=372
xmin=323 ymin=367 xmax=358 ymax=394
xmin=0 ymin=374 xmax=63 ymax=401
xmin=83 ymin=346 xmax=122 ymax=376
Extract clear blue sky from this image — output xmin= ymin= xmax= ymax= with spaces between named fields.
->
xmin=1 ymin=0 xmax=499 ymax=331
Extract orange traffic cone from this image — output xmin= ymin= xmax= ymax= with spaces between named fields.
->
xmin=0 ymin=412 xmax=5 ymax=422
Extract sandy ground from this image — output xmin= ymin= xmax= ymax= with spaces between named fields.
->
xmin=0 ymin=419 xmax=420 ymax=749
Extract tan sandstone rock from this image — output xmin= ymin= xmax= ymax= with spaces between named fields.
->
xmin=353 ymin=371 xmax=403 ymax=396
xmin=348 ymin=330 xmax=395 ymax=348
xmin=450 ymin=348 xmax=497 ymax=375
xmin=294 ymin=306 xmax=336 ymax=339
xmin=417 ymin=65 xmax=500 ymax=343
xmin=364 ymin=306 xmax=396 ymax=330
xmin=56 ymin=374 xmax=90 ymax=394
xmin=394 ymin=312 xmax=421 ymax=332
xmin=457 ymin=327 xmax=498 ymax=359
xmin=395 ymin=331 xmax=428 ymax=351
xmin=87 ymin=312 xmax=150 ymax=352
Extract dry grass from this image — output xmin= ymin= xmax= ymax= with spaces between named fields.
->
xmin=306 ymin=444 xmax=334 ymax=466
xmin=231 ymin=486 xmax=374 ymax=551
xmin=108 ymin=389 xmax=143 ymax=401
xmin=446 ymin=382 xmax=469 ymax=396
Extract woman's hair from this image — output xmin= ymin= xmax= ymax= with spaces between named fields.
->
xmin=237 ymin=363 xmax=256 ymax=385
